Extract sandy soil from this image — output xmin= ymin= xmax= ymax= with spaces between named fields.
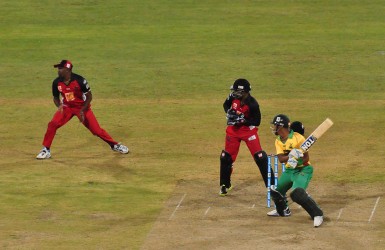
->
xmin=141 ymin=178 xmax=384 ymax=250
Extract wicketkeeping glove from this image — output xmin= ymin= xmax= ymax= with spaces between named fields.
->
xmin=226 ymin=109 xmax=245 ymax=126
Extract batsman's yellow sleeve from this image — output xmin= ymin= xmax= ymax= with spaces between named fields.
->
xmin=275 ymin=139 xmax=284 ymax=155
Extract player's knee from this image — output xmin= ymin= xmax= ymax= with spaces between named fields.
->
xmin=90 ymin=129 xmax=100 ymax=136
xmin=220 ymin=150 xmax=233 ymax=166
xmin=220 ymin=150 xmax=233 ymax=187
xmin=270 ymin=188 xmax=284 ymax=200
xmin=270 ymin=188 xmax=287 ymax=216
xmin=88 ymin=126 xmax=104 ymax=136
xmin=253 ymin=150 xmax=267 ymax=166
xmin=290 ymin=187 xmax=323 ymax=218
xmin=48 ymin=120 xmax=60 ymax=129
xmin=290 ymin=188 xmax=307 ymax=203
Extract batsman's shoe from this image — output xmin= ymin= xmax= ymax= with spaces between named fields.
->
xmin=219 ymin=185 xmax=233 ymax=196
xmin=112 ymin=143 xmax=129 ymax=154
xmin=267 ymin=207 xmax=291 ymax=217
xmin=314 ymin=216 xmax=323 ymax=227
xmin=36 ymin=147 xmax=51 ymax=159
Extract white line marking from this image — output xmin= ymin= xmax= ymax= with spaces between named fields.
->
xmin=169 ymin=193 xmax=186 ymax=220
xmin=368 ymin=196 xmax=381 ymax=223
xmin=337 ymin=208 xmax=343 ymax=221
xmin=204 ymin=207 xmax=211 ymax=217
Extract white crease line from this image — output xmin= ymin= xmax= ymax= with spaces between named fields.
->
xmin=337 ymin=208 xmax=343 ymax=221
xmin=252 ymin=204 xmax=255 ymax=208
xmin=203 ymin=207 xmax=211 ymax=218
xmin=368 ymin=196 xmax=381 ymax=223
xmin=169 ymin=193 xmax=186 ymax=220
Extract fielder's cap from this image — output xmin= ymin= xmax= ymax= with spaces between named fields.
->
xmin=54 ymin=59 xmax=73 ymax=70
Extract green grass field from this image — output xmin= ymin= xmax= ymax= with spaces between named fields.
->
xmin=1 ymin=0 xmax=384 ymax=249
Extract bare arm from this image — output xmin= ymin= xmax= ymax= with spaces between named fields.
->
xmin=53 ymin=96 xmax=61 ymax=108
xmin=81 ymin=91 xmax=92 ymax=113
xmin=79 ymin=91 xmax=92 ymax=122
xmin=53 ymin=96 xmax=63 ymax=113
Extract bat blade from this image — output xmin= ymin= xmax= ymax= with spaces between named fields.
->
xmin=300 ymin=118 xmax=334 ymax=152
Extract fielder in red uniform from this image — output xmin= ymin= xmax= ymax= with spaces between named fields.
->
xmin=36 ymin=60 xmax=129 ymax=159
xmin=219 ymin=78 xmax=274 ymax=196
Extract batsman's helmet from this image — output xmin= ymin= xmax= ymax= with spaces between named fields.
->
xmin=290 ymin=121 xmax=305 ymax=135
xmin=271 ymin=114 xmax=290 ymax=128
xmin=231 ymin=78 xmax=251 ymax=92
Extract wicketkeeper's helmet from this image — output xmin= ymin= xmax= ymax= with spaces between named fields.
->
xmin=271 ymin=114 xmax=290 ymax=128
xmin=230 ymin=78 xmax=251 ymax=92
xmin=290 ymin=121 xmax=305 ymax=135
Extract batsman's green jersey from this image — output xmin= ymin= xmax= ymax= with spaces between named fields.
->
xmin=275 ymin=130 xmax=314 ymax=195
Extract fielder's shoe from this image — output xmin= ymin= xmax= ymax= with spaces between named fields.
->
xmin=112 ymin=143 xmax=129 ymax=154
xmin=219 ymin=184 xmax=233 ymax=196
xmin=36 ymin=147 xmax=51 ymax=159
xmin=267 ymin=207 xmax=291 ymax=217
xmin=314 ymin=216 xmax=323 ymax=227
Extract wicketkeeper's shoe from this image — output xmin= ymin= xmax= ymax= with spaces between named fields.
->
xmin=36 ymin=147 xmax=51 ymax=159
xmin=112 ymin=143 xmax=129 ymax=154
xmin=267 ymin=207 xmax=291 ymax=217
xmin=314 ymin=216 xmax=323 ymax=227
xmin=219 ymin=184 xmax=233 ymax=196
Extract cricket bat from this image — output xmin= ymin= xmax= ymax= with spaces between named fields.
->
xmin=300 ymin=118 xmax=334 ymax=152
xmin=286 ymin=118 xmax=334 ymax=168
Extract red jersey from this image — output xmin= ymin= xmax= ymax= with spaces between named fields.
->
xmin=52 ymin=73 xmax=91 ymax=108
xmin=230 ymin=99 xmax=250 ymax=119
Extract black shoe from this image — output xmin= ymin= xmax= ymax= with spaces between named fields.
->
xmin=219 ymin=184 xmax=232 ymax=196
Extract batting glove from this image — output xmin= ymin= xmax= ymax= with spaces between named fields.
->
xmin=287 ymin=156 xmax=298 ymax=169
xmin=289 ymin=149 xmax=304 ymax=159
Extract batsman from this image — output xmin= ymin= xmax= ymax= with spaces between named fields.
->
xmin=268 ymin=114 xmax=323 ymax=227
xmin=219 ymin=79 xmax=274 ymax=196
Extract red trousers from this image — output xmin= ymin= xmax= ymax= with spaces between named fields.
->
xmin=42 ymin=106 xmax=117 ymax=148
xmin=224 ymin=125 xmax=263 ymax=162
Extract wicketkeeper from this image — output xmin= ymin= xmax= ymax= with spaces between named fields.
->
xmin=219 ymin=79 xmax=274 ymax=196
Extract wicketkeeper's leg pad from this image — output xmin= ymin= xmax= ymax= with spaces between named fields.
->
xmin=254 ymin=150 xmax=273 ymax=187
xmin=220 ymin=150 xmax=233 ymax=188
xmin=290 ymin=188 xmax=323 ymax=219
xmin=270 ymin=188 xmax=287 ymax=216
